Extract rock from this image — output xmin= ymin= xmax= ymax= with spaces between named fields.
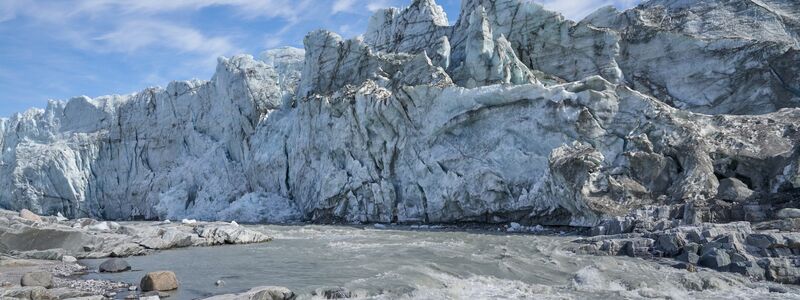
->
xmin=49 ymin=287 xmax=96 ymax=299
xmin=730 ymin=260 xmax=765 ymax=280
xmin=717 ymin=178 xmax=754 ymax=202
xmin=111 ymin=243 xmax=147 ymax=257
xmin=140 ymin=271 xmax=179 ymax=292
xmin=677 ymin=247 xmax=700 ymax=265
xmin=20 ymin=271 xmax=53 ymax=288
xmin=763 ymin=258 xmax=800 ymax=284
xmin=654 ymin=234 xmax=685 ymax=256
xmin=62 ymin=255 xmax=78 ymax=263
xmin=313 ymin=287 xmax=352 ymax=299
xmin=205 ymin=286 xmax=296 ymax=300
xmin=698 ymin=249 xmax=732 ymax=271
xmin=19 ymin=209 xmax=42 ymax=222
xmin=99 ymin=258 xmax=131 ymax=273
xmin=17 ymin=249 xmax=66 ymax=260
xmin=0 ymin=286 xmax=52 ymax=299
xmin=776 ymin=208 xmax=800 ymax=219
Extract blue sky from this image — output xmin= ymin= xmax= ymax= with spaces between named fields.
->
xmin=0 ymin=0 xmax=641 ymax=117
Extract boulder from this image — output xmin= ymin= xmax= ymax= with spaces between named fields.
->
xmin=251 ymin=287 xmax=296 ymax=300
xmin=111 ymin=243 xmax=147 ymax=257
xmin=20 ymin=271 xmax=53 ymax=288
xmin=140 ymin=271 xmax=179 ymax=292
xmin=0 ymin=286 xmax=52 ymax=299
xmin=716 ymin=178 xmax=754 ymax=202
xmin=776 ymin=208 xmax=800 ymax=219
xmin=205 ymin=286 xmax=296 ymax=300
xmin=99 ymin=258 xmax=131 ymax=273
xmin=677 ymin=246 xmax=700 ymax=265
xmin=19 ymin=209 xmax=42 ymax=222
xmin=313 ymin=287 xmax=351 ymax=299
xmin=654 ymin=234 xmax=685 ymax=256
xmin=698 ymin=249 xmax=731 ymax=270
xmin=763 ymin=258 xmax=800 ymax=284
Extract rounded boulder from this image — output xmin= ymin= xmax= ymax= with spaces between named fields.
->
xmin=140 ymin=271 xmax=179 ymax=292
xmin=99 ymin=258 xmax=131 ymax=273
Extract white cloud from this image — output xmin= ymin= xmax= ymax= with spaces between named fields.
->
xmin=74 ymin=0 xmax=311 ymax=21
xmin=263 ymin=36 xmax=284 ymax=49
xmin=94 ymin=20 xmax=236 ymax=58
xmin=332 ymin=0 xmax=358 ymax=14
xmin=0 ymin=0 xmax=29 ymax=22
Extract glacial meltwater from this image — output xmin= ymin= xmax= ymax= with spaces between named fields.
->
xmin=80 ymin=225 xmax=800 ymax=300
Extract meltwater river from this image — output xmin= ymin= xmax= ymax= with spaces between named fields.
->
xmin=81 ymin=225 xmax=800 ymax=299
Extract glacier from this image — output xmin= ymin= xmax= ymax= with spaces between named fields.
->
xmin=0 ymin=0 xmax=799 ymax=229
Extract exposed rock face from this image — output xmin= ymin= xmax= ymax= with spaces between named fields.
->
xmin=0 ymin=0 xmax=798 ymax=231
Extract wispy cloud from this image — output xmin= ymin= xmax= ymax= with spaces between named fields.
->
xmin=332 ymin=0 xmax=358 ymax=14
xmin=95 ymin=20 xmax=236 ymax=58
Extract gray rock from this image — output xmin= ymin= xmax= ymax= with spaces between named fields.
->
xmin=99 ymin=258 xmax=131 ymax=273
xmin=0 ymin=286 xmax=52 ymax=299
xmin=20 ymin=271 xmax=53 ymax=288
xmin=677 ymin=250 xmax=700 ymax=265
xmin=654 ymin=234 xmax=685 ymax=256
xmin=140 ymin=271 xmax=179 ymax=292
xmin=763 ymin=258 xmax=800 ymax=284
xmin=111 ymin=243 xmax=147 ymax=257
xmin=313 ymin=287 xmax=352 ymax=299
xmin=776 ymin=208 xmax=800 ymax=219
xmin=699 ymin=249 xmax=731 ymax=270
xmin=204 ymin=286 xmax=296 ymax=300
xmin=717 ymin=178 xmax=754 ymax=202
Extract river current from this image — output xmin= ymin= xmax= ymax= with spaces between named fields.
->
xmin=81 ymin=225 xmax=800 ymax=299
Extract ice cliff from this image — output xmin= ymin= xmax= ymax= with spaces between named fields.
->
xmin=1 ymin=0 xmax=799 ymax=227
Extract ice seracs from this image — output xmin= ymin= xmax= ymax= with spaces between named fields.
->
xmin=0 ymin=0 xmax=798 ymax=232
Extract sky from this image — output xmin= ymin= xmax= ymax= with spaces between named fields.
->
xmin=0 ymin=0 xmax=642 ymax=117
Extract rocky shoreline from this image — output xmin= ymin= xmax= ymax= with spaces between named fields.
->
xmin=0 ymin=209 xmax=272 ymax=299
xmin=5 ymin=206 xmax=800 ymax=299
xmin=572 ymin=198 xmax=800 ymax=286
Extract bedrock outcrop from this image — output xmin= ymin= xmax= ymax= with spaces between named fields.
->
xmin=0 ymin=0 xmax=798 ymax=230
